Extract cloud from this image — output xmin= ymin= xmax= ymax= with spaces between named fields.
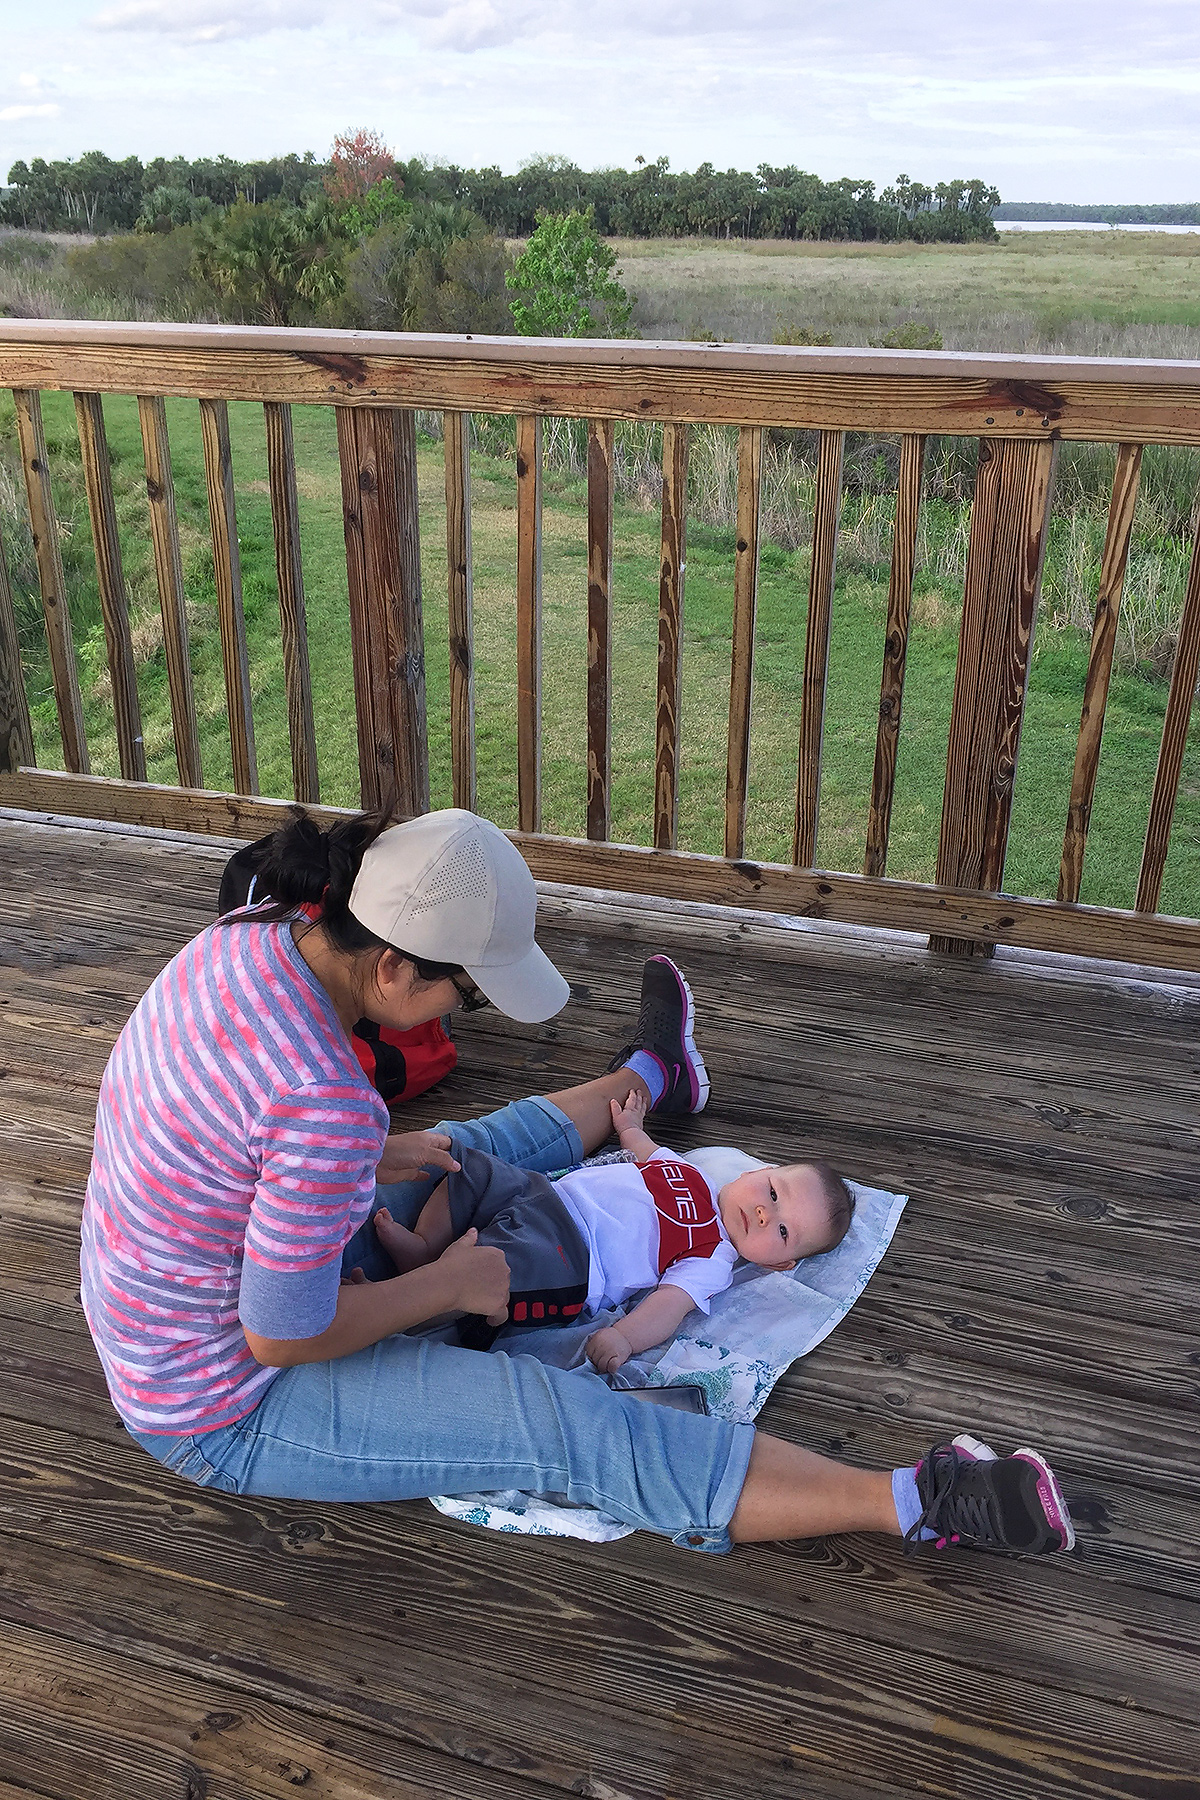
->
xmin=90 ymin=0 xmax=325 ymax=42
xmin=0 ymin=103 xmax=61 ymax=121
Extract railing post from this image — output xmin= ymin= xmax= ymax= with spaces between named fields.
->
xmin=138 ymin=395 xmax=202 ymax=789
xmin=443 ymin=411 xmax=476 ymax=813
xmin=931 ymin=436 xmax=1058 ymax=954
xmin=263 ymin=401 xmax=320 ymax=805
xmin=73 ymin=393 xmax=146 ymax=783
xmin=13 ymin=390 xmax=88 ymax=774
xmin=654 ymin=423 xmax=688 ymax=851
xmin=337 ymin=406 xmax=429 ymax=817
xmin=586 ymin=418 xmax=615 ymax=842
xmin=0 ymin=515 xmax=35 ymax=775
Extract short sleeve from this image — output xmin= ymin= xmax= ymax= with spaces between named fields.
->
xmin=239 ymin=1080 xmax=387 ymax=1341
xmin=657 ymin=1242 xmax=739 ymax=1315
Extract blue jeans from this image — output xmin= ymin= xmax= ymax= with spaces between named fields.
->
xmin=127 ymin=1097 xmax=755 ymax=1552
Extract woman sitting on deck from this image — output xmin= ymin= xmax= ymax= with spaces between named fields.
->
xmin=80 ymin=806 xmax=1074 ymax=1560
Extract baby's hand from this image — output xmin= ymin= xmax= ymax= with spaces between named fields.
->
xmin=586 ymin=1325 xmax=633 ymax=1375
xmin=610 ymin=1088 xmax=648 ymax=1135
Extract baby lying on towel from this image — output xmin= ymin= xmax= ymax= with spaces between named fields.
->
xmin=374 ymin=1086 xmax=855 ymax=1367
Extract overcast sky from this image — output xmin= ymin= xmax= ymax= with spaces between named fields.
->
xmin=2 ymin=0 xmax=1198 ymax=203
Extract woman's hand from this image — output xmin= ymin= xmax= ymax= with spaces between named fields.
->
xmin=377 ymin=1130 xmax=461 ymax=1186
xmin=586 ymin=1325 xmax=633 ymax=1375
xmin=435 ymin=1228 xmax=511 ymax=1325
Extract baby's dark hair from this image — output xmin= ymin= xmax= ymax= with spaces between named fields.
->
xmin=809 ymin=1158 xmax=856 ymax=1254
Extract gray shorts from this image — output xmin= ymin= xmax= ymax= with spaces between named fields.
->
xmin=446 ymin=1148 xmax=591 ymax=1349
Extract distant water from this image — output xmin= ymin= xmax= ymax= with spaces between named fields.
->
xmin=995 ymin=221 xmax=1200 ymax=235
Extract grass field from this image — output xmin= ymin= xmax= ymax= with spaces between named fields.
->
xmin=3 ymin=384 xmax=1197 ymax=920
xmin=618 ymin=231 xmax=1200 ymax=355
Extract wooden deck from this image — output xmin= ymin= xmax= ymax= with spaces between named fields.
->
xmin=0 ymin=810 xmax=1196 ymax=1800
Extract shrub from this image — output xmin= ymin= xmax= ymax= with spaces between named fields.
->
xmin=871 ymin=323 xmax=944 ymax=350
xmin=66 ymin=228 xmax=205 ymax=314
xmin=506 ymin=209 xmax=632 ymax=337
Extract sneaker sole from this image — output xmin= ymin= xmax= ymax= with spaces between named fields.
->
xmin=1012 ymin=1445 xmax=1077 ymax=1553
xmin=655 ymin=956 xmax=710 ymax=1113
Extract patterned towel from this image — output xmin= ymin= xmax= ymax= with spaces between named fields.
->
xmin=431 ymin=1147 xmax=908 ymax=1543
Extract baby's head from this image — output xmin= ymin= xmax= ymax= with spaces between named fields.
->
xmin=717 ymin=1159 xmax=855 ymax=1270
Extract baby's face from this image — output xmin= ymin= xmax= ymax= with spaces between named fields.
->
xmin=718 ymin=1164 xmax=832 ymax=1269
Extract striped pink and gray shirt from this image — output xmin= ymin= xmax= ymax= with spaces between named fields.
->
xmin=81 ymin=916 xmax=389 ymax=1435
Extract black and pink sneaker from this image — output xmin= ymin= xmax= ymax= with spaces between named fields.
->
xmin=608 ymin=955 xmax=710 ymax=1114
xmin=906 ymin=1433 xmax=1075 ymax=1557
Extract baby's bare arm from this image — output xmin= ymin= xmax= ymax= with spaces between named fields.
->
xmin=586 ymin=1283 xmax=696 ymax=1373
xmin=610 ymin=1088 xmax=659 ymax=1162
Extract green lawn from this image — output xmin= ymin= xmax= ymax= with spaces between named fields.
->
xmin=4 ymin=390 xmax=1198 ymax=919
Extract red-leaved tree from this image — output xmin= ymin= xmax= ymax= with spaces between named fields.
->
xmin=324 ymin=129 xmax=396 ymax=203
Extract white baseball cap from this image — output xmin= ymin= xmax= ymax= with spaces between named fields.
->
xmin=347 ymin=809 xmax=570 ymax=1024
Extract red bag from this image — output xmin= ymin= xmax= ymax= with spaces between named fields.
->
xmin=350 ymin=1016 xmax=457 ymax=1108
xmin=217 ymin=836 xmax=458 ymax=1108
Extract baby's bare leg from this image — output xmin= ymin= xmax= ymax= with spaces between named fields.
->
xmin=374 ymin=1182 xmax=454 ymax=1274
xmin=412 ymin=1181 xmax=455 ymax=1258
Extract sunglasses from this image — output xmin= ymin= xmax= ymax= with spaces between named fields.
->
xmin=401 ymin=949 xmax=491 ymax=1013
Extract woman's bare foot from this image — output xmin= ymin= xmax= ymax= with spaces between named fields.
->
xmin=373 ymin=1206 xmax=433 ymax=1274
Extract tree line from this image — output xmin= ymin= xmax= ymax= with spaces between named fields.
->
xmin=2 ymin=148 xmax=998 ymax=243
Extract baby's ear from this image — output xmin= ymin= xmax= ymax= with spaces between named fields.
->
xmin=765 ymin=1257 xmax=798 ymax=1273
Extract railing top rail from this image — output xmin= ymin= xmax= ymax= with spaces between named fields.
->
xmin=3 ymin=317 xmax=1200 ymax=390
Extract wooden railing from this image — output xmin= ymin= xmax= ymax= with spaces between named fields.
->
xmin=1 ymin=320 xmax=1199 ymax=971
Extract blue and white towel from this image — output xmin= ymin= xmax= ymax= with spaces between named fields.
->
xmin=431 ymin=1147 xmax=908 ymax=1543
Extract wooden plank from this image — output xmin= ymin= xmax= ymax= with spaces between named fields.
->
xmin=1135 ymin=522 xmax=1200 ymax=914
xmin=864 ymin=433 xmax=925 ymax=876
xmin=7 ymin=323 xmax=1200 ymax=443
xmin=516 ymin=413 xmax=542 ymax=834
xmin=336 ymin=406 xmax=429 ymax=816
xmin=443 ymin=409 xmax=475 ymax=812
xmin=1 ymin=1411 xmax=1198 ymax=1800
xmin=586 ymin=417 xmax=615 ymax=842
xmin=198 ymin=397 xmax=257 ymax=796
xmin=0 ymin=514 xmax=35 ymax=775
xmin=0 ymin=1614 xmax=551 ymax=1800
xmin=262 ymin=400 xmax=319 ymax=804
xmin=3 ymin=769 xmax=1200 ymax=968
xmin=71 ymin=392 xmax=145 ymax=783
xmin=793 ymin=428 xmax=845 ymax=867
xmin=725 ymin=426 xmax=762 ymax=859
xmin=931 ymin=436 xmax=1058 ymax=954
xmin=1058 ymin=444 xmax=1143 ymax=902
xmin=11 ymin=389 xmax=88 ymax=774
xmin=654 ymin=423 xmax=688 ymax=850
xmin=136 ymin=395 xmax=202 ymax=789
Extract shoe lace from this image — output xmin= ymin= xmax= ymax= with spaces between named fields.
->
xmin=905 ymin=1444 xmax=1003 ymax=1550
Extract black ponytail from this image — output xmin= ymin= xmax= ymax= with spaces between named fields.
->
xmin=219 ymin=803 xmax=397 ymax=956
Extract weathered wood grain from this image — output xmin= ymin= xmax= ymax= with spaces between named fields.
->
xmin=1058 ymin=443 xmax=1142 ymax=903
xmin=72 ymin=392 xmax=145 ymax=783
xmin=864 ymin=433 xmax=924 ymax=876
xmin=0 ymin=514 xmax=34 ymax=775
xmin=654 ymin=422 xmax=688 ymax=851
xmin=262 ymin=400 xmax=319 ymax=804
xmin=198 ymin=397 xmax=258 ymax=796
xmin=11 ymin=389 xmax=87 ymax=773
xmin=3 ymin=770 xmax=1199 ymax=967
xmin=7 ymin=323 xmax=1200 ymax=442
xmin=586 ymin=417 xmax=615 ymax=842
xmin=136 ymin=394 xmax=201 ymax=789
xmin=725 ymin=425 xmax=762 ymax=859
xmin=336 ymin=406 xmax=428 ymax=815
xmin=793 ymin=428 xmax=845 ymax=867
xmin=0 ymin=1613 xmax=559 ymax=1800
xmin=932 ymin=436 xmax=1058 ymax=953
xmin=443 ymin=409 xmax=476 ymax=812
xmin=1135 ymin=520 xmax=1200 ymax=913
xmin=516 ymin=413 xmax=543 ymax=834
